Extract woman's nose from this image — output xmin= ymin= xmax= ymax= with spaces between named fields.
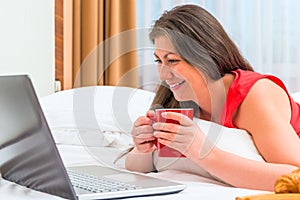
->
xmin=158 ymin=64 xmax=172 ymax=81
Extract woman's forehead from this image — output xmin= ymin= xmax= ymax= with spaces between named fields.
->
xmin=154 ymin=36 xmax=176 ymax=53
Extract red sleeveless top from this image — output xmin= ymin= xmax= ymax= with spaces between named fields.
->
xmin=220 ymin=69 xmax=300 ymax=138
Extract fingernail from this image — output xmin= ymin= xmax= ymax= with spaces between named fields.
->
xmin=152 ymin=123 xmax=157 ymax=129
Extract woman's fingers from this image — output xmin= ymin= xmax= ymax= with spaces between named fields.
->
xmin=146 ymin=110 xmax=156 ymax=121
xmin=160 ymin=112 xmax=193 ymax=126
xmin=130 ymin=111 xmax=157 ymax=153
xmin=154 ymin=131 xmax=177 ymax=142
xmin=134 ymin=133 xmax=156 ymax=141
xmin=132 ymin=119 xmax=155 ymax=145
xmin=153 ymin=122 xmax=181 ymax=134
xmin=134 ymin=116 xmax=153 ymax=127
xmin=133 ymin=124 xmax=154 ymax=136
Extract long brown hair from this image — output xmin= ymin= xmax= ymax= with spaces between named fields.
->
xmin=149 ymin=4 xmax=254 ymax=109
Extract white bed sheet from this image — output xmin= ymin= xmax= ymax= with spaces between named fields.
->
xmin=0 ymin=143 xmax=267 ymax=200
xmin=1 ymin=87 xmax=299 ymax=200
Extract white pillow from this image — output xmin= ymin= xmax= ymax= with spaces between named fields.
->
xmin=41 ymin=87 xmax=300 ymax=155
xmin=154 ymin=118 xmax=264 ymax=181
xmin=195 ymin=118 xmax=263 ymax=160
xmin=40 ymin=86 xmax=155 ymax=147
xmin=291 ymin=91 xmax=300 ymax=103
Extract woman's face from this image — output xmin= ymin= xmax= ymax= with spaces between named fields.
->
xmin=154 ymin=36 xmax=207 ymax=102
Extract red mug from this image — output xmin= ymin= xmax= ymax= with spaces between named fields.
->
xmin=154 ymin=108 xmax=194 ymax=157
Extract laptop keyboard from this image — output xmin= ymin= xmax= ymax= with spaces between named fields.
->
xmin=67 ymin=170 xmax=138 ymax=193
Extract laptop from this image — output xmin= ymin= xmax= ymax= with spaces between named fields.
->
xmin=0 ymin=75 xmax=185 ymax=200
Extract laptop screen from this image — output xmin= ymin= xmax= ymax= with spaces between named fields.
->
xmin=0 ymin=75 xmax=77 ymax=200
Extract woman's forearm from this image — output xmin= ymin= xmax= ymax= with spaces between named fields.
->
xmin=191 ymin=147 xmax=298 ymax=191
xmin=125 ymin=147 xmax=155 ymax=173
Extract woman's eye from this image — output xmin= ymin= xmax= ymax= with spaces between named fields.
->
xmin=168 ymin=59 xmax=179 ymax=64
xmin=154 ymin=59 xmax=162 ymax=64
xmin=154 ymin=59 xmax=180 ymax=65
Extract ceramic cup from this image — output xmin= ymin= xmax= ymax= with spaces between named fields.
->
xmin=155 ymin=108 xmax=194 ymax=157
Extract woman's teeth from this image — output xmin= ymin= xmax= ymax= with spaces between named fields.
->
xmin=170 ymin=80 xmax=185 ymax=88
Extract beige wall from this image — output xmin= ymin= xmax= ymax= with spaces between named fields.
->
xmin=0 ymin=0 xmax=54 ymax=97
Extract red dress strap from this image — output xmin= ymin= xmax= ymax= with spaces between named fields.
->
xmin=220 ymin=69 xmax=300 ymax=137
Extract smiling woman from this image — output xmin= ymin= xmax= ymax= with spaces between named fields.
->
xmin=153 ymin=36 xmax=206 ymax=103
xmin=125 ymin=4 xmax=300 ymax=192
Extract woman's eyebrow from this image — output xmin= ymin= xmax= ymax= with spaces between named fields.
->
xmin=153 ymin=52 xmax=176 ymax=59
xmin=153 ymin=53 xmax=159 ymax=58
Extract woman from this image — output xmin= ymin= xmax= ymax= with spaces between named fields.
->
xmin=125 ymin=4 xmax=300 ymax=191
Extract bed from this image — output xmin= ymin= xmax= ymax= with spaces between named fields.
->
xmin=1 ymin=86 xmax=299 ymax=200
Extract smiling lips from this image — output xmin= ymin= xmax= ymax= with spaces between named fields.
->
xmin=167 ymin=80 xmax=186 ymax=89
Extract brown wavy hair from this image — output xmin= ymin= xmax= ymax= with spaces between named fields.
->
xmin=149 ymin=4 xmax=254 ymax=110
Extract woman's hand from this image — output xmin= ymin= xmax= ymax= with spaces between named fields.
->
xmin=131 ymin=110 xmax=157 ymax=153
xmin=152 ymin=111 xmax=206 ymax=158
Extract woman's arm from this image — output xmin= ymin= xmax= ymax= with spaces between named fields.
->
xmin=191 ymin=145 xmax=298 ymax=191
xmin=125 ymin=147 xmax=156 ymax=172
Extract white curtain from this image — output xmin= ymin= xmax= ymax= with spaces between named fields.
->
xmin=136 ymin=0 xmax=300 ymax=93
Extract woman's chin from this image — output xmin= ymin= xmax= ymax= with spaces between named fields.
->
xmin=173 ymin=94 xmax=186 ymax=102
xmin=173 ymin=92 xmax=194 ymax=102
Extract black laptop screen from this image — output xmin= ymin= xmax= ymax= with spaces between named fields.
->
xmin=0 ymin=75 xmax=77 ymax=200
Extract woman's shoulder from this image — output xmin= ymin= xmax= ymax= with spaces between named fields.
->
xmin=235 ymin=78 xmax=291 ymax=129
xmin=228 ymin=69 xmax=289 ymax=99
xmin=245 ymin=78 xmax=290 ymax=105
xmin=222 ymin=69 xmax=291 ymax=127
xmin=232 ymin=70 xmax=290 ymax=105
xmin=227 ymin=70 xmax=290 ymax=122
